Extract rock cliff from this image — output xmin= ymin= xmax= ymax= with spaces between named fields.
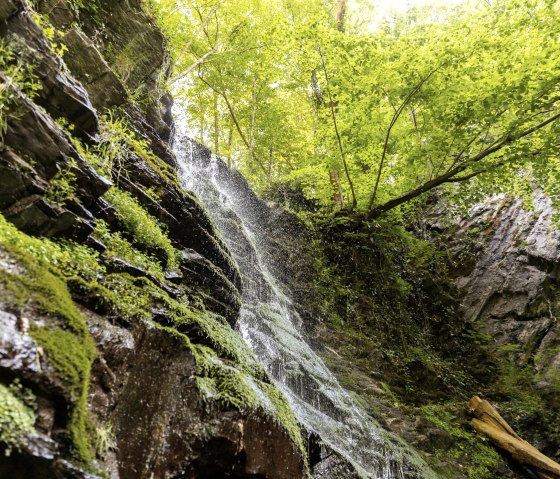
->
xmin=1 ymin=1 xmax=559 ymax=479
xmin=0 ymin=1 xmax=306 ymax=477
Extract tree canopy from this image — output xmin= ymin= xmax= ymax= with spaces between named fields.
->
xmin=147 ymin=0 xmax=560 ymax=216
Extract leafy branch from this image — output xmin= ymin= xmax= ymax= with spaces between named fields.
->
xmin=366 ymin=109 xmax=560 ymax=219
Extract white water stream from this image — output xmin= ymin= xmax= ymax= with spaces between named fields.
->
xmin=174 ymin=136 xmax=438 ymax=479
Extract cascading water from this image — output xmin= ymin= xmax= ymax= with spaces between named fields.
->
xmin=174 ymin=135 xmax=438 ymax=479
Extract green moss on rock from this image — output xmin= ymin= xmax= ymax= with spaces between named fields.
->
xmin=420 ymin=402 xmax=500 ymax=479
xmin=105 ymin=188 xmax=177 ymax=268
xmin=30 ymin=327 xmax=95 ymax=462
xmin=0 ymin=214 xmax=96 ymax=464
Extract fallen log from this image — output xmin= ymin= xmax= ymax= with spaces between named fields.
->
xmin=469 ymin=396 xmax=560 ymax=479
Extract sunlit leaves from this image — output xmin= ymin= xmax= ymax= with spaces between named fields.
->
xmin=149 ymin=0 xmax=560 ymax=213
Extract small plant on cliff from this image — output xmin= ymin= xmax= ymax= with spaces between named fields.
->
xmin=0 ymin=38 xmax=41 ymax=140
xmin=30 ymin=11 xmax=68 ymax=60
xmin=94 ymin=422 xmax=117 ymax=458
xmin=98 ymin=111 xmax=179 ymax=187
xmin=93 ymin=220 xmax=166 ymax=279
xmin=46 ymin=163 xmax=78 ymax=206
xmin=0 ymin=380 xmax=36 ymax=454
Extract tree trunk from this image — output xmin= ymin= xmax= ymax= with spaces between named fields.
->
xmin=469 ymin=396 xmax=560 ymax=479
xmin=214 ymin=92 xmax=219 ymax=155
xmin=329 ymin=170 xmax=344 ymax=208
xmin=336 ymin=0 xmax=346 ymax=32
xmin=226 ymin=125 xmax=233 ymax=169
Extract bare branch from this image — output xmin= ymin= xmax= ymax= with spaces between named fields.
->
xmin=175 ymin=3 xmax=218 ymax=66
xmin=171 ymin=49 xmax=216 ymax=84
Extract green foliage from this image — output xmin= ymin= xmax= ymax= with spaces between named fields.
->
xmin=316 ymin=212 xmax=448 ymax=306
xmin=30 ymin=11 xmax=68 ymax=59
xmin=46 ymin=163 xmax=78 ymax=206
xmin=93 ymin=220 xmax=166 ymax=279
xmin=0 ymin=38 xmax=41 ymax=140
xmin=105 ymin=188 xmax=177 ymax=269
xmin=150 ymin=0 xmax=560 ymax=215
xmin=59 ymin=111 xmax=179 ymax=192
xmin=420 ymin=402 xmax=500 ymax=479
xmin=0 ymin=380 xmax=36 ymax=453
xmin=98 ymin=111 xmax=179 ymax=186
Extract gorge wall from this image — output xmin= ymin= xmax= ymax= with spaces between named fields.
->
xmin=0 ymin=1 xmax=306 ymax=477
xmin=1 ymin=1 xmax=559 ymax=479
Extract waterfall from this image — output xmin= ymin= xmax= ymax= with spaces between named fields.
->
xmin=174 ymin=136 xmax=438 ymax=479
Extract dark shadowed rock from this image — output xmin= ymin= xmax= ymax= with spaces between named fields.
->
xmin=3 ymin=10 xmax=99 ymax=139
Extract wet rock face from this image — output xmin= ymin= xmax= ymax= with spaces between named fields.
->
xmin=87 ymin=317 xmax=304 ymax=479
xmin=431 ymin=194 xmax=560 ymax=371
xmin=0 ymin=2 xmax=306 ymax=478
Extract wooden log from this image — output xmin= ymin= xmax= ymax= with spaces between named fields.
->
xmin=469 ymin=396 xmax=521 ymax=439
xmin=469 ymin=396 xmax=560 ymax=479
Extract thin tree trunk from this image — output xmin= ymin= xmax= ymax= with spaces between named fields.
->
xmin=226 ymin=125 xmax=233 ymax=168
xmin=197 ymin=74 xmax=268 ymax=174
xmin=268 ymin=144 xmax=274 ymax=184
xmin=368 ymin=63 xmax=446 ymax=210
xmin=249 ymin=80 xmax=258 ymax=175
xmin=199 ymin=114 xmax=205 ymax=144
xmin=329 ymin=170 xmax=344 ymax=208
xmin=318 ymin=45 xmax=357 ymax=208
xmin=336 ymin=0 xmax=346 ymax=32
xmin=214 ymin=92 xmax=219 ymax=155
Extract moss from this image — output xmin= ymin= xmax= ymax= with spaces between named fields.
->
xmin=261 ymin=382 xmax=307 ymax=462
xmin=0 ymin=380 xmax=36 ymax=453
xmin=420 ymin=402 xmax=500 ymax=479
xmin=98 ymin=111 xmax=180 ymax=188
xmin=0 ymin=206 xmax=304 ymax=469
xmin=93 ymin=220 xmax=166 ymax=279
xmin=101 ymin=273 xmax=153 ymax=320
xmin=152 ymin=318 xmax=308 ymax=464
xmin=30 ymin=327 xmax=95 ymax=462
xmin=173 ymin=308 xmax=262 ymax=375
xmin=0 ymin=214 xmax=96 ymax=464
xmin=195 ymin=366 xmax=260 ymax=410
xmin=0 ymin=252 xmax=89 ymax=339
xmin=105 ymin=188 xmax=177 ymax=269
